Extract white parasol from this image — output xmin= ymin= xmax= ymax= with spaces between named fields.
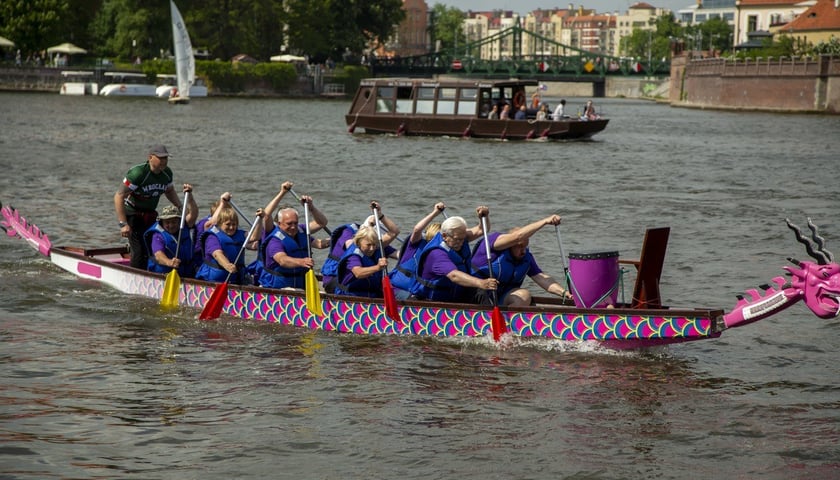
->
xmin=270 ymin=54 xmax=306 ymax=63
xmin=0 ymin=35 xmax=14 ymax=48
xmin=46 ymin=42 xmax=87 ymax=55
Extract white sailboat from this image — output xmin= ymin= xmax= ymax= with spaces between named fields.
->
xmin=168 ymin=0 xmax=195 ymax=104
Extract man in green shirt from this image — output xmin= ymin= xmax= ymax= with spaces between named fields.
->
xmin=114 ymin=145 xmax=185 ymax=269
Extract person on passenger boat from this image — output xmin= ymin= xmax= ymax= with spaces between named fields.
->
xmin=535 ymin=103 xmax=549 ymax=121
xmin=409 ymin=212 xmax=498 ymax=304
xmin=471 ymin=214 xmax=572 ymax=307
xmin=143 ymin=186 xmax=198 ymax=277
xmin=115 ymin=144 xmax=186 ymax=269
xmin=514 ymin=104 xmax=527 ymax=120
xmin=334 ymin=226 xmax=399 ymax=298
xmin=487 ymin=104 xmax=499 ymax=120
xmin=499 ymin=104 xmax=511 ymax=120
xmin=258 ymin=195 xmax=329 ymax=290
xmin=552 ymin=99 xmax=567 ymax=120
xmin=195 ymin=206 xmax=262 ymax=284
xmin=321 ymin=201 xmax=400 ymax=293
xmin=582 ymin=100 xmax=600 ymax=120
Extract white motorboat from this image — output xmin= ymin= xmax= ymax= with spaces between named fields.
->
xmin=99 ymin=72 xmax=156 ymax=96
xmin=59 ymin=70 xmax=98 ymax=95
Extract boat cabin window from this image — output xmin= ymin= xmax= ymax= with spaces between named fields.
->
xmin=375 ymin=87 xmax=395 ymax=113
xmin=436 ymin=87 xmax=457 ymax=115
xmin=396 ymin=86 xmax=412 ymax=113
xmin=415 ymin=87 xmax=435 ymax=114
xmin=478 ymin=89 xmax=492 ymax=117
xmin=458 ymin=88 xmax=478 ymax=116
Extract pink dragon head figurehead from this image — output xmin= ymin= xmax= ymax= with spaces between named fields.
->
xmin=784 ymin=218 xmax=840 ymax=319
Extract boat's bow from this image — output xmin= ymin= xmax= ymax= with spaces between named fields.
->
xmin=1 ymin=202 xmax=52 ymax=256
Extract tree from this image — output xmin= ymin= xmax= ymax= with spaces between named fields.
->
xmin=0 ymin=0 xmax=71 ymax=55
xmin=285 ymin=0 xmax=405 ymax=63
xmin=429 ymin=4 xmax=464 ymax=54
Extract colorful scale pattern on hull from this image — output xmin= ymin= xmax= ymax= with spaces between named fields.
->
xmin=56 ymin=250 xmax=716 ymax=344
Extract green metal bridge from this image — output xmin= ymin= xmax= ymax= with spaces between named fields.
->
xmin=370 ymin=21 xmax=670 ymax=80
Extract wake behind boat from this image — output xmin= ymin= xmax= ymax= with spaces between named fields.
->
xmin=345 ymin=78 xmax=608 ymax=141
xmin=4 ymin=203 xmax=838 ymax=350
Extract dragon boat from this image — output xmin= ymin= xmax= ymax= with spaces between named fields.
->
xmin=3 ymin=203 xmax=838 ymax=350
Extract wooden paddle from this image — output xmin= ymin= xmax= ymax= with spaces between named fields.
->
xmin=480 ymin=214 xmax=507 ymax=341
xmin=161 ymin=191 xmax=190 ymax=309
xmin=199 ymin=213 xmax=260 ymax=320
xmin=372 ymin=206 xmax=399 ymax=323
xmin=302 ymin=199 xmax=323 ymax=316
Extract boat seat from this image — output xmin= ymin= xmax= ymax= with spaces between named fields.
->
xmin=618 ymin=227 xmax=670 ymax=308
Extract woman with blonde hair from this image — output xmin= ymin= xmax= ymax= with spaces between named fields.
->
xmin=334 ymin=226 xmax=398 ymax=298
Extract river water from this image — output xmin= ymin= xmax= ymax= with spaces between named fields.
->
xmin=1 ymin=92 xmax=839 ymax=479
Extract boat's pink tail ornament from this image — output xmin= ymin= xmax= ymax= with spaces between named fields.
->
xmin=0 ymin=203 xmax=52 ymax=257
xmin=723 ymin=218 xmax=840 ymax=329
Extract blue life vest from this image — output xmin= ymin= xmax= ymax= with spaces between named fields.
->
xmin=409 ymin=233 xmax=472 ymax=301
xmin=143 ymin=223 xmax=193 ymax=277
xmin=472 ymin=241 xmax=533 ymax=300
xmin=334 ymin=247 xmax=384 ymax=298
xmin=320 ymin=223 xmax=360 ymax=277
xmin=388 ymin=238 xmax=428 ymax=292
xmin=195 ymin=226 xmax=247 ymax=284
xmin=259 ymin=226 xmax=309 ymax=289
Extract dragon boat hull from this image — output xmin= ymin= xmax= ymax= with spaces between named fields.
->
xmin=43 ymin=245 xmax=724 ymax=349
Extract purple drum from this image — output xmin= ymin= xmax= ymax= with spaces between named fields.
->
xmin=568 ymin=251 xmax=619 ymax=308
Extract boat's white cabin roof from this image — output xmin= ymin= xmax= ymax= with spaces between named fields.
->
xmin=61 ymin=70 xmax=94 ymax=77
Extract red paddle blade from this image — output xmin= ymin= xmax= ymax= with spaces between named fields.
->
xmin=382 ymin=276 xmax=400 ymax=323
xmin=199 ymin=282 xmax=229 ymax=320
xmin=490 ymin=306 xmax=507 ymax=342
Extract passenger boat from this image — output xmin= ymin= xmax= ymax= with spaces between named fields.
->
xmin=4 ymin=203 xmax=838 ymax=350
xmin=345 ymin=78 xmax=609 ymax=141
xmin=99 ymin=72 xmax=156 ymax=96
xmin=58 ymin=70 xmax=98 ymax=95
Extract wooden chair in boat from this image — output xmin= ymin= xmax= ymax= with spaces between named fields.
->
xmin=619 ymin=227 xmax=670 ymax=309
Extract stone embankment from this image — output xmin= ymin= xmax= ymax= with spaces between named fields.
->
xmin=670 ymin=54 xmax=840 ymax=113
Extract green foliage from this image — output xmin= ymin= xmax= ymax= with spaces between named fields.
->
xmin=0 ymin=0 xmax=71 ymax=55
xmin=812 ymin=37 xmax=840 ymax=55
xmin=3 ymin=0 xmax=404 ymax=65
xmin=198 ymin=60 xmax=297 ymax=92
xmin=330 ymin=65 xmax=369 ymax=94
xmin=430 ymin=4 xmax=466 ymax=53
xmin=284 ymin=0 xmax=405 ymax=62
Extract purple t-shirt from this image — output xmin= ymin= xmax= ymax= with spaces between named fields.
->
xmin=329 ymin=227 xmax=357 ymax=259
xmin=397 ymin=240 xmax=422 ymax=266
xmin=151 ymin=232 xmax=167 ymax=256
xmin=471 ymin=232 xmax=503 ymax=269
xmin=203 ymin=234 xmax=222 ymax=262
xmin=420 ymin=249 xmax=458 ymax=280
